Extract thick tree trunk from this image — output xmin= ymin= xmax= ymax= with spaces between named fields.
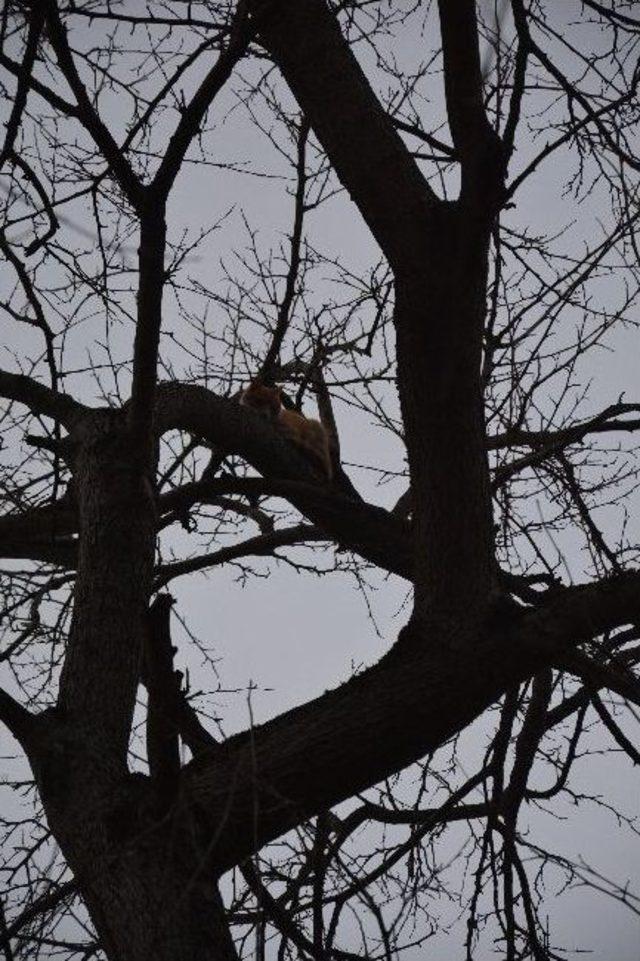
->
xmin=22 ymin=183 xmax=235 ymax=959
xmin=44 ymin=784 xmax=237 ymax=961
xmin=394 ymin=209 xmax=496 ymax=620
xmin=59 ymin=832 xmax=236 ymax=961
xmin=57 ymin=412 xmax=154 ymax=766
xmin=254 ymin=0 xmax=500 ymax=623
xmin=31 ymin=413 xmax=237 ymax=961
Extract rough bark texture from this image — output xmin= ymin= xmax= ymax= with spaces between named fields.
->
xmin=180 ymin=571 xmax=640 ymax=870
xmin=30 ymin=417 xmax=237 ymax=960
xmin=394 ymin=221 xmax=495 ymax=619
xmin=57 ymin=411 xmax=155 ymax=765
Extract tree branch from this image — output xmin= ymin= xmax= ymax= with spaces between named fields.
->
xmin=437 ymin=0 xmax=505 ymax=201
xmin=514 ymin=0 xmax=640 ymax=174
xmin=154 ymin=382 xmax=412 ymax=576
xmin=142 ymin=599 xmax=218 ymax=760
xmin=502 ymin=0 xmax=530 ymax=160
xmin=0 ymin=4 xmax=45 ymax=168
xmin=251 ymin=0 xmax=437 ymax=273
xmin=0 ymin=882 xmax=76 ymax=958
xmin=184 ymin=570 xmax=640 ymax=871
xmin=155 ymin=524 xmax=325 ymax=587
xmin=42 ymin=0 xmax=144 ymax=208
xmin=0 ymin=687 xmax=35 ymax=748
xmin=143 ymin=595 xmax=181 ymax=802
xmin=590 ymin=691 xmax=640 ymax=765
xmin=0 ymin=368 xmax=87 ymax=428
xmin=128 ymin=206 xmax=167 ymax=464
xmin=151 ymin=2 xmax=251 ymax=200
xmin=259 ymin=117 xmax=310 ymax=381
xmin=0 ymin=49 xmax=78 ymax=120
xmin=491 ymin=403 xmax=640 ymax=487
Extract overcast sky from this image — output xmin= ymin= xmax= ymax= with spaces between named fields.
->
xmin=1 ymin=3 xmax=640 ymax=958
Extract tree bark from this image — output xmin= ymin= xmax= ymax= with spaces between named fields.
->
xmin=31 ymin=412 xmax=235 ymax=960
xmin=45 ymin=799 xmax=238 ymax=961
xmin=394 ymin=212 xmax=495 ymax=620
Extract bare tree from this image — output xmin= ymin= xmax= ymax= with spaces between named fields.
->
xmin=1 ymin=1 xmax=640 ymax=958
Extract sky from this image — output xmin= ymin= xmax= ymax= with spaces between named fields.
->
xmin=1 ymin=1 xmax=640 ymax=958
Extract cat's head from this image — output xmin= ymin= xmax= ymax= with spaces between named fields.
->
xmin=239 ymin=381 xmax=282 ymax=418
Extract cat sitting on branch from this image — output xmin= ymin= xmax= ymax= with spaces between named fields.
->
xmin=240 ymin=381 xmax=333 ymax=481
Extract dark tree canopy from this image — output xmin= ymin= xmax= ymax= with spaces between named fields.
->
xmin=1 ymin=1 xmax=640 ymax=959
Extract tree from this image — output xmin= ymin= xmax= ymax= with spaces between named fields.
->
xmin=1 ymin=0 xmax=640 ymax=958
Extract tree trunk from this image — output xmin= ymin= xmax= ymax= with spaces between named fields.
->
xmin=31 ymin=413 xmax=238 ymax=961
xmin=394 ymin=207 xmax=495 ymax=621
xmin=43 ymin=778 xmax=237 ymax=961
xmin=60 ymin=824 xmax=237 ymax=961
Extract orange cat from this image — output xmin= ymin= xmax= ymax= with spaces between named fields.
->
xmin=240 ymin=382 xmax=332 ymax=480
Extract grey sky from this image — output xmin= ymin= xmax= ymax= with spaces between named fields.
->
xmin=1 ymin=2 xmax=640 ymax=958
